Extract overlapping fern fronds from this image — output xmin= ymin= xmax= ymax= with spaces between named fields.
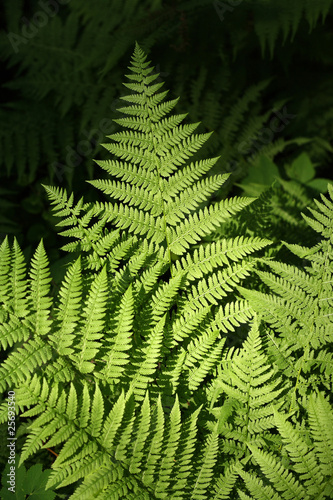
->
xmin=239 ymin=183 xmax=333 ymax=414
xmin=0 ymin=43 xmax=333 ymax=499
xmin=239 ymin=393 xmax=333 ymax=499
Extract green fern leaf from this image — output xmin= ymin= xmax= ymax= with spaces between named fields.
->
xmin=71 ymin=266 xmax=108 ymax=373
xmin=246 ymin=444 xmax=307 ymax=499
xmin=97 ymin=284 xmax=134 ymax=384
xmin=28 ymin=241 xmax=52 ymax=336
xmin=190 ymin=428 xmax=219 ymax=500
xmin=50 ymin=257 xmax=82 ymax=356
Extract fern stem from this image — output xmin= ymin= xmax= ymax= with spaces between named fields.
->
xmin=142 ymin=78 xmax=174 ymax=278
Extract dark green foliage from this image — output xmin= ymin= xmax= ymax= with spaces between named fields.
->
xmin=0 ymin=462 xmax=58 ymax=499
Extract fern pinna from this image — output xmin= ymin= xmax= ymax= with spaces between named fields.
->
xmin=0 ymin=43 xmax=332 ymax=499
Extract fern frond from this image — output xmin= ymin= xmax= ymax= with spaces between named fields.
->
xmin=238 ymin=467 xmax=285 ymax=500
xmin=97 ymin=284 xmax=134 ymax=384
xmin=185 ymin=330 xmax=225 ymax=391
xmin=207 ymin=318 xmax=284 ymax=458
xmin=0 ymin=339 xmax=52 ymax=393
xmin=154 ymin=394 xmax=182 ymax=495
xmin=273 ymin=409 xmax=324 ymax=495
xmin=307 ymin=392 xmax=333 ymax=478
xmin=245 ymin=444 xmax=307 ymax=499
xmin=211 ymin=461 xmax=239 ymax=499
xmin=0 ymin=237 xmax=30 ymax=349
xmin=190 ymin=428 xmax=219 ymax=500
xmin=214 ymin=300 xmax=254 ymax=335
xmin=50 ymin=257 xmax=82 ymax=356
xmin=239 ymin=392 xmax=333 ymax=499
xmin=239 ymin=184 xmax=333 ymax=410
xmin=141 ymin=395 xmax=165 ymax=487
xmin=179 ymin=262 xmax=254 ymax=314
xmin=173 ymin=236 xmax=271 ymax=280
xmin=6 ymin=237 xmax=28 ymax=317
xmin=128 ymin=315 xmax=165 ymax=401
xmin=48 ymin=42 xmax=255 ymax=276
xmin=129 ymin=392 xmax=151 ymax=474
xmin=253 ymin=0 xmax=332 ymax=57
xmin=168 ymin=197 xmax=255 ymax=256
xmin=71 ymin=266 xmax=108 ymax=373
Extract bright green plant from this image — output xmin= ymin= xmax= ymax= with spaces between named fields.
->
xmin=0 ymin=43 xmax=332 ymax=499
